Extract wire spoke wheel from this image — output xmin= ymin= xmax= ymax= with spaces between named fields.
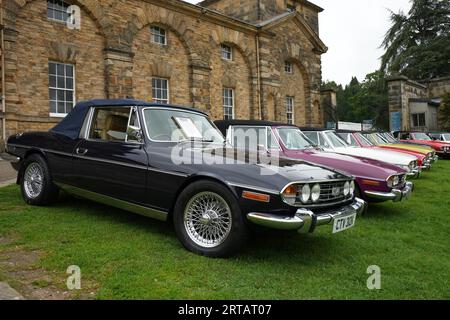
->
xmin=23 ymin=162 xmax=44 ymax=199
xmin=184 ymin=191 xmax=232 ymax=248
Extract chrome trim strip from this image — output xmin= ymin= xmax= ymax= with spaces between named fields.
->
xmin=55 ymin=182 xmax=168 ymax=221
xmin=72 ymin=154 xmax=148 ymax=170
xmin=43 ymin=149 xmax=73 ymax=157
xmin=146 ymin=166 xmax=189 ymax=177
xmin=6 ymin=143 xmax=31 ymax=149
xmin=226 ymin=182 xmax=279 ymax=195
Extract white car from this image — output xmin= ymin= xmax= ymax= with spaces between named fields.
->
xmin=302 ymin=129 xmax=421 ymax=177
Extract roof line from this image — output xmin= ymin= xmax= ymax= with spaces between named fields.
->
xmin=258 ymin=12 xmax=327 ymax=53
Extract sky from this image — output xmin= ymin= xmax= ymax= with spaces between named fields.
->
xmin=184 ymin=0 xmax=412 ymax=85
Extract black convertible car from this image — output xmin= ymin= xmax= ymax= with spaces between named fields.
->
xmin=3 ymin=99 xmax=366 ymax=257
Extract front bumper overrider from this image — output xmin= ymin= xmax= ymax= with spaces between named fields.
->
xmin=247 ymin=198 xmax=367 ymax=234
xmin=406 ymin=167 xmax=421 ymax=178
xmin=364 ymin=181 xmax=413 ymax=202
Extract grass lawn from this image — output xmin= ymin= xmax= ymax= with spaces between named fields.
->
xmin=0 ymin=161 xmax=449 ymax=300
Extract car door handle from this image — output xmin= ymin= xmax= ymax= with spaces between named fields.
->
xmin=76 ymin=148 xmax=88 ymax=156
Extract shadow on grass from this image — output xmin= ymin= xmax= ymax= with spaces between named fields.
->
xmin=51 ymin=195 xmax=338 ymax=264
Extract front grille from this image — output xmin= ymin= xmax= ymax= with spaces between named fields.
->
xmin=396 ymin=174 xmax=407 ymax=188
xmin=317 ymin=181 xmax=348 ymax=203
xmin=293 ymin=180 xmax=353 ymax=207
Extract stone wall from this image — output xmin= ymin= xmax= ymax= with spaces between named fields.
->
xmin=422 ymin=76 xmax=450 ymax=99
xmin=387 ymin=75 xmax=444 ymax=131
xmin=0 ymin=0 xmax=325 ymax=145
xmin=7 ymin=0 xmax=107 ymax=135
xmin=258 ymin=18 xmax=323 ymax=126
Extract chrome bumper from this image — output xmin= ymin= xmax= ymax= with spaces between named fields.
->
xmin=0 ymin=153 xmax=20 ymax=163
xmin=431 ymin=155 xmax=439 ymax=162
xmin=421 ymin=161 xmax=431 ymax=170
xmin=406 ymin=168 xmax=420 ymax=178
xmin=247 ymin=198 xmax=367 ymax=234
xmin=364 ymin=181 xmax=413 ymax=202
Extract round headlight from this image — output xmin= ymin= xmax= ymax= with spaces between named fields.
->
xmin=393 ymin=175 xmax=400 ymax=186
xmin=349 ymin=181 xmax=355 ymax=195
xmin=311 ymin=184 xmax=321 ymax=202
xmin=343 ymin=181 xmax=350 ymax=196
xmin=301 ymin=184 xmax=311 ymax=203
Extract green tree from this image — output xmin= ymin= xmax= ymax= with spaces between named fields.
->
xmin=348 ymin=72 xmax=389 ymax=129
xmin=380 ymin=0 xmax=450 ymax=80
xmin=322 ymin=73 xmax=389 ymax=130
xmin=439 ymin=93 xmax=450 ymax=130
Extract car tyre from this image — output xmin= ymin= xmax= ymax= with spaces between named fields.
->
xmin=20 ymin=154 xmax=59 ymax=206
xmin=173 ymin=180 xmax=248 ymax=258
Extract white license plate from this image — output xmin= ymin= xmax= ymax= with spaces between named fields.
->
xmin=332 ymin=213 xmax=356 ymax=234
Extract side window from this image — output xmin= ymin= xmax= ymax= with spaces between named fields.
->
xmin=89 ymin=107 xmax=131 ymax=142
xmin=126 ymin=107 xmax=142 ymax=143
xmin=267 ymin=128 xmax=280 ymax=150
xmin=231 ymin=126 xmax=272 ymax=150
xmin=304 ymin=132 xmax=318 ymax=145
xmin=318 ymin=133 xmax=330 ymax=148
xmin=348 ymin=135 xmax=359 ymax=147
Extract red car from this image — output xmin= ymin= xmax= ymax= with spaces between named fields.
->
xmin=394 ymin=131 xmax=450 ymax=157
xmin=338 ymin=131 xmax=429 ymax=169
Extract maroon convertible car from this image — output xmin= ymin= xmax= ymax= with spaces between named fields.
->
xmin=215 ymin=121 xmax=413 ymax=203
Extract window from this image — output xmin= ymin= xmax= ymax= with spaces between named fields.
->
xmin=47 ymin=0 xmax=71 ymax=22
xmin=152 ymin=78 xmax=169 ymax=104
xmin=143 ymin=109 xmax=224 ymax=143
xmin=411 ymin=132 xmax=431 ymax=141
xmin=151 ymin=26 xmax=167 ymax=45
xmin=324 ymin=131 xmax=348 ymax=148
xmin=49 ymin=61 xmax=75 ymax=117
xmin=412 ymin=113 xmax=426 ymax=127
xmin=126 ymin=108 xmax=142 ymax=143
xmin=304 ymin=131 xmax=319 ymax=145
xmin=88 ymin=107 xmax=131 ymax=142
xmin=277 ymin=128 xmax=314 ymax=150
xmin=223 ymin=88 xmax=234 ymax=120
xmin=285 ymin=61 xmax=293 ymax=74
xmin=286 ymin=96 xmax=294 ymax=124
xmin=231 ymin=126 xmax=280 ymax=151
xmin=221 ymin=44 xmax=233 ymax=61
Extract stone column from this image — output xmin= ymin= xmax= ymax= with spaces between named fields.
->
xmin=104 ymin=48 xmax=135 ymax=99
xmin=2 ymin=26 xmax=19 ymax=141
xmin=320 ymin=89 xmax=337 ymax=128
xmin=190 ymin=61 xmax=211 ymax=113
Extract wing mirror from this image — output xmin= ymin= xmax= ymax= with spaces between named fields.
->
xmin=127 ymin=125 xmax=144 ymax=144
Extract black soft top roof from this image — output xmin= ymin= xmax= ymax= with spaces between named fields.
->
xmin=298 ymin=127 xmax=328 ymax=132
xmin=51 ymin=99 xmax=206 ymax=139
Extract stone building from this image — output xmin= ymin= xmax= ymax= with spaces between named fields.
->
xmin=387 ymin=76 xmax=450 ymax=131
xmin=0 ymin=0 xmax=328 ymax=149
